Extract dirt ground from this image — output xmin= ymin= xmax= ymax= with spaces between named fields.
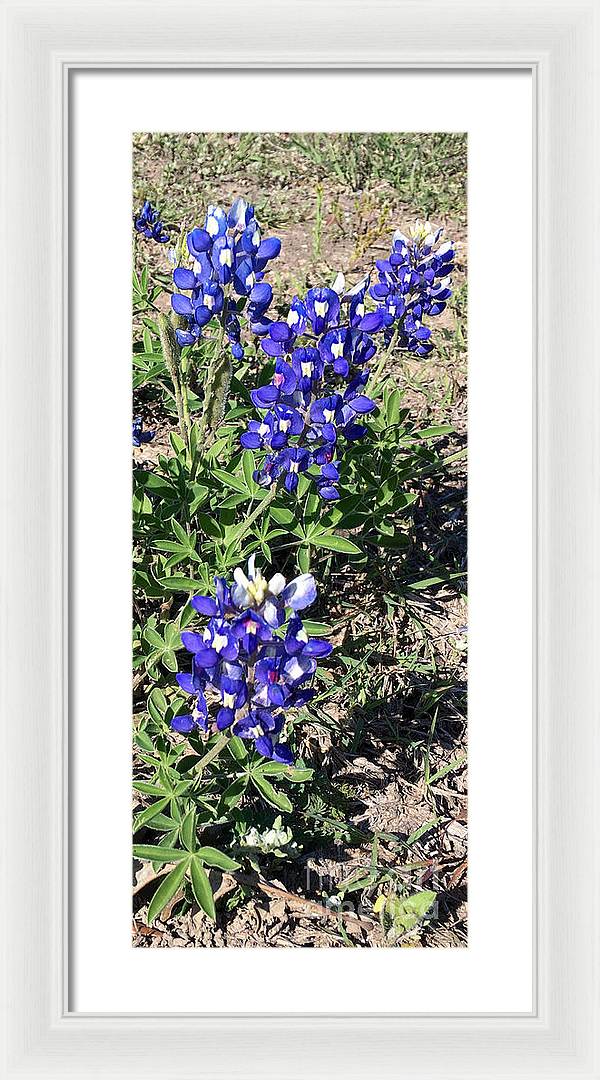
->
xmin=132 ymin=133 xmax=467 ymax=947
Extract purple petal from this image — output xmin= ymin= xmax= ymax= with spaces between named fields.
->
xmin=240 ymin=431 xmax=262 ymax=449
xmin=255 ymin=735 xmax=274 ymax=758
xmin=180 ymin=631 xmax=205 ymax=653
xmin=251 ymin=385 xmax=279 ymax=407
xmin=272 ymin=742 xmax=294 ymax=765
xmin=171 ymin=293 xmax=193 ymax=316
xmin=173 ymin=267 xmax=196 ymax=290
xmin=176 ymin=672 xmax=196 ymax=694
xmin=187 ymin=228 xmax=212 ymax=256
xmin=304 ymin=640 xmax=333 ymax=657
xmin=171 ymin=714 xmax=195 ymax=734
xmin=348 ymin=395 xmax=376 ymax=414
xmin=257 ymin=237 xmax=281 ymax=261
xmin=190 ymin=595 xmax=218 ymax=616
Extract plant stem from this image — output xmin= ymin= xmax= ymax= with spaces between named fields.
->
xmin=371 ymin=327 xmax=399 ymax=386
xmin=193 ymin=732 xmax=230 ymax=779
xmin=228 ymin=486 xmax=277 ymax=546
xmin=158 ymin=314 xmax=191 ymax=454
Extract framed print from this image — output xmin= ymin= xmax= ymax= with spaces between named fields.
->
xmin=2 ymin=2 xmax=599 ymax=1078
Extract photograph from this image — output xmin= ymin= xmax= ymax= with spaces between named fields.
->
xmin=131 ymin=131 xmax=467 ymax=948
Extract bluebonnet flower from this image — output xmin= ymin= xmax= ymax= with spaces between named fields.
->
xmin=241 ymin=221 xmax=453 ymax=502
xmin=233 ymin=709 xmax=293 ymax=764
xmin=171 ymin=557 xmax=329 ymax=763
xmin=240 ymin=273 xmax=383 ymax=501
xmin=133 ymin=200 xmax=169 ymax=243
xmin=169 ymin=197 xmax=281 ymax=356
xmin=305 ymin=287 xmax=340 ymax=335
xmin=370 ymin=219 xmax=455 ymax=355
xmin=132 ymin=416 xmax=155 ymax=446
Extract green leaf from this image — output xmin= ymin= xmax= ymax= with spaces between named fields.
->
xmin=427 ymin=753 xmax=467 ymax=785
xmin=196 ymin=513 xmax=222 ymax=540
xmin=406 ymin=818 xmax=439 ymax=845
xmin=133 ymin=844 xmax=188 ymax=864
xmin=217 ymin=776 xmax=248 ymax=813
xmin=311 ymin=533 xmax=361 ymax=555
xmin=181 ymin=809 xmax=197 ymax=852
xmin=147 ymin=858 xmax=190 ymax=924
xmin=414 ymin=424 xmax=454 ymax=439
xmin=134 ymin=796 xmax=171 ymax=829
xmin=212 ymin=468 xmax=248 ymax=494
xmin=190 ymin=858 xmax=216 ymax=920
xmin=190 ymin=484 xmax=209 ymax=514
xmin=147 ymin=687 xmax=167 ymax=725
xmin=162 ymin=650 xmax=178 ymax=672
xmin=156 ymin=575 xmax=199 ymax=592
xmin=134 ymin=729 xmax=155 ymax=752
xmin=251 ymin=774 xmax=293 ymax=813
xmin=297 ymin=545 xmax=311 ymax=574
xmin=169 ymin=519 xmax=186 ymax=546
xmin=169 ymin=432 xmax=186 ymax=455
xmin=227 ymin=735 xmax=248 ymax=762
xmin=407 ymin=571 xmax=466 ymax=590
xmin=373 ymin=889 xmax=436 ymax=936
xmin=241 ymin=450 xmax=257 ymax=491
xmin=196 ymin=846 xmax=240 ymax=870
xmin=386 ymin=387 xmax=402 ymax=425
xmin=374 ymin=533 xmax=410 ymax=551
xmin=258 ymin=763 xmax=314 ymax=783
xmin=133 ymin=781 xmax=166 ymax=797
xmin=269 ymin=506 xmax=296 ymax=526
xmin=143 ymin=627 xmax=165 ymax=649
xmin=134 ymin=470 xmax=175 ymax=497
xmin=301 ymin=620 xmax=333 ymax=637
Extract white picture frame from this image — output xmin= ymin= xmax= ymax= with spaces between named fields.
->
xmin=2 ymin=1 xmax=599 ymax=1077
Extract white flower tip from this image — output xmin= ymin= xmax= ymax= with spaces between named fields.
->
xmin=268 ymin=573 xmax=286 ymax=596
xmin=233 ymin=566 xmax=249 ymax=588
xmin=331 ymin=271 xmax=345 ymax=295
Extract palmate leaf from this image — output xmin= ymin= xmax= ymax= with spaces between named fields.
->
xmin=258 ymin=762 xmax=314 ymax=783
xmin=196 ymin=846 xmax=240 ymax=871
xmin=311 ymin=533 xmax=362 ymax=555
xmin=217 ymin=775 xmax=248 ymax=814
xmin=190 ymin=858 xmax=216 ymax=920
xmin=133 ymin=797 xmax=171 ymax=830
xmin=133 ymin=844 xmax=188 ymax=864
xmin=211 ymin=468 xmax=248 ymax=494
xmin=250 ymin=773 xmax=293 ymax=813
xmin=147 ymin=858 xmax=190 ymax=924
xmin=181 ymin=809 xmax=197 ymax=852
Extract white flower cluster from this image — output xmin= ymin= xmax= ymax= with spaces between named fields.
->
xmin=240 ymin=816 xmax=298 ymax=855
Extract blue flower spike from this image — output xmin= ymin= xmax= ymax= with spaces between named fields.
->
xmin=169 ymin=198 xmax=282 ymax=356
xmin=240 ymin=219 xmax=453 ymax=504
xmin=171 ymin=558 xmax=332 ymax=764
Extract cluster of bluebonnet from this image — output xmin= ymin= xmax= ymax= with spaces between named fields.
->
xmin=134 ymin=200 xmax=169 ymax=244
xmin=169 ymin=198 xmax=281 ymax=358
xmin=239 ymin=220 xmax=455 ymax=500
xmin=172 ymin=557 xmax=332 ymax=764
xmin=239 ymin=278 xmax=382 ymax=502
xmin=370 ymin=220 xmax=455 ymax=356
xmin=132 ymin=416 xmax=155 ymax=446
